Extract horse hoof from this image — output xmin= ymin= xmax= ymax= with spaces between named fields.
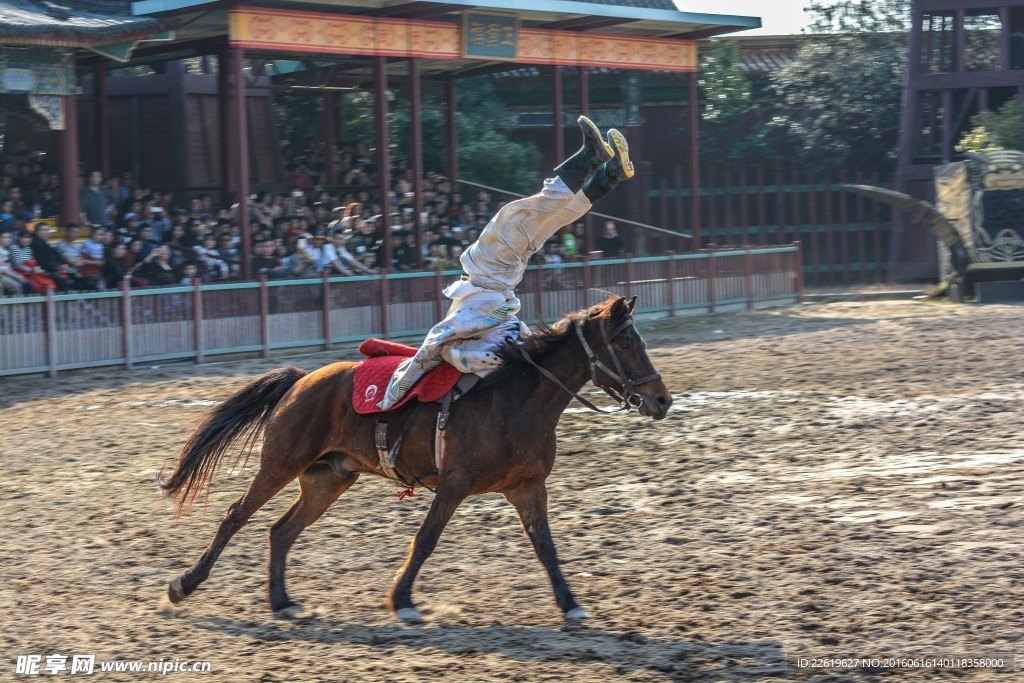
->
xmin=565 ymin=607 xmax=589 ymax=621
xmin=166 ymin=576 xmax=187 ymax=604
xmin=396 ymin=607 xmax=422 ymax=623
xmin=274 ymin=604 xmax=313 ymax=620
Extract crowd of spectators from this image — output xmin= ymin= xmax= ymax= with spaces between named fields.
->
xmin=1 ymin=141 xmax=626 ymax=297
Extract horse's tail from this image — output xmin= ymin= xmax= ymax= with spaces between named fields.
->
xmin=159 ymin=365 xmax=308 ymax=516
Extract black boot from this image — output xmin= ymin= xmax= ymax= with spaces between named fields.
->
xmin=583 ymin=129 xmax=634 ymax=204
xmin=555 ymin=116 xmax=614 ymax=193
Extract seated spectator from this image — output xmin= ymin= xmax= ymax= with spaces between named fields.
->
xmin=193 ymin=235 xmax=230 ymax=281
xmin=77 ymin=226 xmax=107 ymax=290
xmin=55 ymin=224 xmax=83 ymax=281
xmin=392 ymin=231 xmax=419 ymax=272
xmin=597 ymin=221 xmax=624 ymax=258
xmin=330 ymin=229 xmax=373 ymax=275
xmin=29 ymin=224 xmax=71 ymax=291
xmin=139 ymin=245 xmax=178 ymax=286
xmin=251 ymin=239 xmax=288 ymax=278
xmin=0 ymin=231 xmax=32 ymax=295
xmin=9 ymin=230 xmax=57 ymax=293
xmin=179 ymin=262 xmax=200 ymax=285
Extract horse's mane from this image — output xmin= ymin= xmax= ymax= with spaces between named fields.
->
xmin=481 ymin=297 xmax=624 ymax=389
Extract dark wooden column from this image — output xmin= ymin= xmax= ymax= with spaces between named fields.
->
xmin=445 ymin=77 xmax=458 ymax=189
xmin=409 ymin=57 xmax=425 ymax=268
xmin=231 ymin=47 xmax=252 ymax=280
xmin=374 ymin=56 xmax=393 ymax=268
xmin=553 ymin=66 xmax=564 ymax=167
xmin=688 ymin=71 xmax=701 ymax=250
xmin=94 ymin=66 xmax=110 ymax=179
xmin=579 ymin=66 xmax=594 ymax=253
xmin=58 ymin=91 xmax=80 ymax=226
xmin=218 ymin=49 xmax=231 ymax=204
xmin=323 ymin=91 xmax=336 ymax=187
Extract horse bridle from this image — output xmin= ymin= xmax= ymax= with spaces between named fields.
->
xmin=518 ymin=311 xmax=662 ymax=413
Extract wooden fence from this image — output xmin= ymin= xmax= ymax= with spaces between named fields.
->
xmin=646 ymin=166 xmax=893 ymax=286
xmin=0 ymin=246 xmax=801 ymax=377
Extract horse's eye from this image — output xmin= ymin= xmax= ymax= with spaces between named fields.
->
xmin=617 ymin=337 xmax=633 ymax=350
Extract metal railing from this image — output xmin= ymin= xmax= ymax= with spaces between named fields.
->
xmin=0 ymin=245 xmax=802 ymax=377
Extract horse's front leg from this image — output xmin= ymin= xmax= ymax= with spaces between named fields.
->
xmin=386 ymin=479 xmax=468 ymax=622
xmin=503 ymin=480 xmax=585 ymax=620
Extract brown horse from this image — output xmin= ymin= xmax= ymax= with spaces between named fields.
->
xmin=159 ymin=295 xmax=672 ymax=622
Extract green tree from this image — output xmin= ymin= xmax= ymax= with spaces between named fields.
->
xmin=391 ymin=76 xmax=541 ymax=194
xmin=956 ymin=96 xmax=1024 ymax=153
xmin=766 ymin=0 xmax=910 ymax=172
xmin=698 ymin=40 xmax=755 ymax=163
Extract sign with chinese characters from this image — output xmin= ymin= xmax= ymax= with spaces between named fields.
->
xmin=462 ymin=12 xmax=518 ymax=60
xmin=229 ymin=9 xmax=695 ymax=72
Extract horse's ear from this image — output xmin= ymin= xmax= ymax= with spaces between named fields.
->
xmin=609 ymin=296 xmax=636 ymax=317
xmin=625 ymin=295 xmax=637 ymax=315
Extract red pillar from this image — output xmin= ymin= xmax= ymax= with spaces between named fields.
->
xmin=409 ymin=57 xmax=425 ymax=268
xmin=445 ymin=77 xmax=458 ymax=189
xmin=218 ymin=49 xmax=231 ymax=204
xmin=95 ymin=66 xmax=110 ymax=179
xmin=231 ymin=47 xmax=252 ymax=280
xmin=374 ymin=56 xmax=392 ymax=268
xmin=552 ymin=66 xmax=564 ymax=166
xmin=688 ymin=71 xmax=701 ymax=251
xmin=579 ymin=66 xmax=594 ymax=254
xmin=58 ymin=92 xmax=80 ymax=226
xmin=323 ymin=92 xmax=336 ymax=188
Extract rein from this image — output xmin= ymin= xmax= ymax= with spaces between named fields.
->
xmin=517 ymin=312 xmax=661 ymax=414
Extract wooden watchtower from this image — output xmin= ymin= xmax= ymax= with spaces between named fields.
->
xmin=892 ymin=0 xmax=1024 ymax=279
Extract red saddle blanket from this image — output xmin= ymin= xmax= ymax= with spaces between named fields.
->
xmin=352 ymin=338 xmax=462 ymax=414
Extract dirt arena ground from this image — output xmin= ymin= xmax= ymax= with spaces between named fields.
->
xmin=1 ymin=299 xmax=1021 ymax=682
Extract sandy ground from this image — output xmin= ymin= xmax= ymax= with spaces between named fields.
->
xmin=1 ymin=299 xmax=1021 ymax=682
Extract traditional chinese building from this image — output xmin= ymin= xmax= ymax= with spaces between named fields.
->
xmin=2 ymin=0 xmax=761 ymax=276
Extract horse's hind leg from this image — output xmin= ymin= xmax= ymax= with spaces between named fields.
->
xmin=268 ymin=464 xmax=359 ymax=616
xmin=386 ymin=480 xmax=469 ymax=622
xmin=503 ymin=481 xmax=585 ymax=620
xmin=166 ymin=462 xmax=301 ymax=605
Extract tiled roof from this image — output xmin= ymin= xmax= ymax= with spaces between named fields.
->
xmin=576 ymin=0 xmax=679 ymax=10
xmin=0 ymin=0 xmax=167 ymax=46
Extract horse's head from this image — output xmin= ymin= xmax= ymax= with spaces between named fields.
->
xmin=579 ymin=296 xmax=673 ymax=420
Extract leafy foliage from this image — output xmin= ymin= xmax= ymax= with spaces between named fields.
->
xmin=765 ymin=0 xmax=910 ymax=172
xmin=956 ymin=96 xmax=1024 ymax=153
xmin=697 ymin=40 xmax=755 ymax=163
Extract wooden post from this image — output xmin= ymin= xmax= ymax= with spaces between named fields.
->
xmin=409 ymin=58 xmax=425 ymax=269
xmin=231 ymin=48 xmax=252 ymax=280
xmin=218 ymin=49 xmax=231 ymax=202
xmin=45 ymin=286 xmax=57 ymax=379
xmin=58 ymin=92 xmax=80 ymax=227
xmin=582 ymin=254 xmax=592 ymax=304
xmin=872 ymin=172 xmax=882 ymax=283
xmin=380 ymin=269 xmax=390 ymax=339
xmin=774 ymin=163 xmax=785 ymax=246
xmin=433 ymin=267 xmax=444 ymax=320
xmin=445 ymin=77 xmax=458 ymax=188
xmin=757 ymin=165 xmax=767 ymax=246
xmin=856 ymin=170 xmax=867 ymax=283
xmin=580 ymin=66 xmax=595 ymax=256
xmin=807 ymin=170 xmax=819 ymax=286
xmin=374 ymin=57 xmax=392 ymax=269
xmin=688 ymin=72 xmax=701 ymax=250
xmin=535 ymin=266 xmax=544 ymax=322
xmin=666 ymin=251 xmax=676 ymax=317
xmin=707 ymin=247 xmax=717 ymax=314
xmin=794 ymin=241 xmax=805 ymax=303
xmin=321 ymin=270 xmax=332 ymax=350
xmin=323 ymin=92 xmax=336 ymax=187
xmin=258 ymin=274 xmax=270 ymax=357
xmin=121 ymin=280 xmax=133 ymax=369
xmin=192 ymin=277 xmax=204 ymax=364
xmin=95 ymin=66 xmax=110 ymax=179
xmin=552 ymin=66 xmax=564 ymax=164
xmin=744 ymin=246 xmax=754 ymax=310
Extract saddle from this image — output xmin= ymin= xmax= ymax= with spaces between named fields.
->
xmin=352 ymin=339 xmax=462 ymax=415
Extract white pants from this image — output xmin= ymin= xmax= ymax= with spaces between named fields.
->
xmin=376 ymin=178 xmax=589 ymax=410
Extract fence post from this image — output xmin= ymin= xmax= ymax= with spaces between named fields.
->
xmin=433 ymin=268 xmax=444 ymax=320
xmin=582 ymin=255 xmax=592 ymax=305
xmin=794 ymin=241 xmax=805 ymax=304
xmin=259 ymin=274 xmax=270 ymax=358
xmin=707 ymin=246 xmax=717 ymax=314
xmin=745 ymin=246 xmax=754 ymax=310
xmin=45 ymin=285 xmax=57 ymax=379
xmin=192 ymin=277 xmax=204 ymax=364
xmin=535 ymin=266 xmax=544 ymax=322
xmin=666 ymin=251 xmax=676 ymax=317
xmin=321 ymin=270 xmax=332 ymax=350
xmin=380 ymin=268 xmax=390 ymax=339
xmin=625 ymin=253 xmax=634 ymax=296
xmin=121 ymin=279 xmax=133 ymax=370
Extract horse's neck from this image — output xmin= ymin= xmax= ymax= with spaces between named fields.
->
xmin=526 ymin=334 xmax=592 ymax=418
